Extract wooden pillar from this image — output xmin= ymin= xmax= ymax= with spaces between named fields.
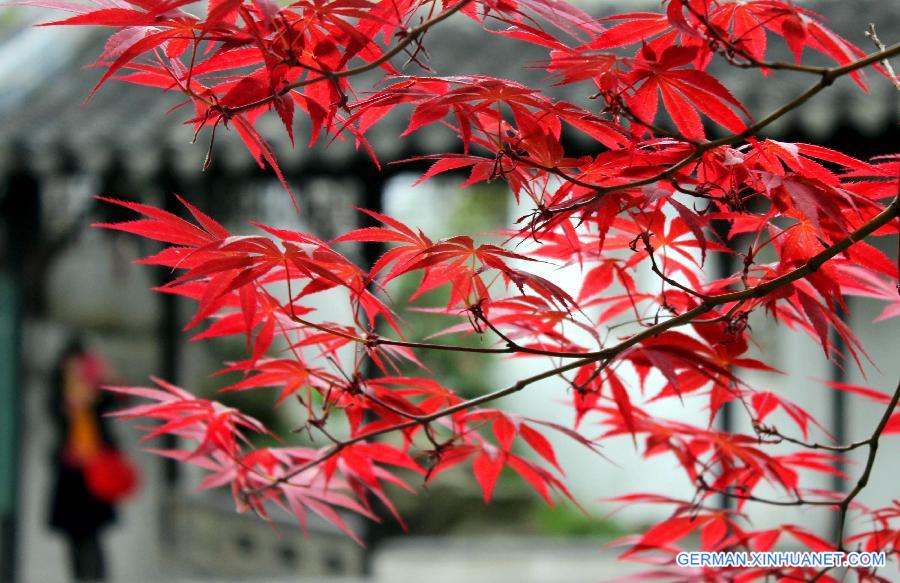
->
xmin=0 ymin=275 xmax=23 ymax=583
xmin=150 ymin=151 xmax=185 ymax=556
xmin=712 ymin=221 xmax=734 ymax=511
xmin=829 ymin=306 xmax=848 ymax=542
xmin=154 ymin=150 xmax=183 ymax=488
xmin=348 ymin=155 xmax=390 ymax=570
xmin=0 ymin=145 xmax=41 ymax=582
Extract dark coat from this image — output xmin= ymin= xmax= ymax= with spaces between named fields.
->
xmin=47 ymin=353 xmax=118 ymax=538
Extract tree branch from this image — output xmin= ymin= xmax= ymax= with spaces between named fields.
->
xmin=245 ymin=197 xmax=899 ymax=497
xmin=541 ymin=43 xmax=900 ymax=218
xmin=696 ymin=477 xmax=842 ymax=508
xmin=809 ymin=377 xmax=900 ymax=581
xmin=224 ymin=0 xmax=473 ymax=115
xmin=833 ymin=378 xmax=900 ymax=551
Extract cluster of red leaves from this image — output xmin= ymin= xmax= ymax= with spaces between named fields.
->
xmin=18 ymin=0 xmax=900 ymax=579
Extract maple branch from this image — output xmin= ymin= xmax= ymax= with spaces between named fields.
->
xmin=372 ymin=331 xmax=596 ymax=358
xmin=808 ymin=377 xmax=900 ymax=582
xmin=722 ymin=58 xmax=831 ymax=76
xmin=289 ymin=314 xmax=365 ymax=344
xmin=696 ymin=477 xmax=841 ymax=508
xmin=692 ymin=298 xmax=746 ymax=325
xmin=286 ymin=311 xmax=595 ymax=358
xmin=542 ymin=42 xmax=900 ymax=217
xmin=360 ymin=390 xmax=422 ymax=420
xmin=471 ymin=307 xmax=600 ymax=358
xmin=754 ymin=425 xmax=873 ymax=453
xmin=372 ymin=337 xmax=513 ymax=354
xmin=639 ymin=232 xmax=711 ymax=301
xmin=246 ymin=197 xmax=899 ymax=497
xmin=224 ymin=0 xmax=473 ymax=115
xmin=683 ymin=4 xmax=849 ymax=77
xmin=832 ymin=378 xmax=900 ymax=551
xmin=686 ymin=1 xmax=900 ymax=90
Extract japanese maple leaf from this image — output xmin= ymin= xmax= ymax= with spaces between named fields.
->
xmin=628 ymin=45 xmax=749 ymax=139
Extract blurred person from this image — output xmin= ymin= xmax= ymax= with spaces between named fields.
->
xmin=47 ymin=336 xmax=137 ymax=582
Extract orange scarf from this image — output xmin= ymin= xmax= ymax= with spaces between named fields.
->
xmin=68 ymin=406 xmax=101 ymax=463
xmin=65 ymin=359 xmax=102 ymax=464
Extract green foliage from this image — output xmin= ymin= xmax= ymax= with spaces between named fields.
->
xmin=533 ymin=504 xmax=628 ymax=538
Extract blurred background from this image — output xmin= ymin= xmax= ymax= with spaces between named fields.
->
xmin=0 ymin=0 xmax=898 ymax=581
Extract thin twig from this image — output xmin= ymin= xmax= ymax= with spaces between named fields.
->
xmin=866 ymin=24 xmax=900 ymax=90
xmin=696 ymin=477 xmax=841 ymax=507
